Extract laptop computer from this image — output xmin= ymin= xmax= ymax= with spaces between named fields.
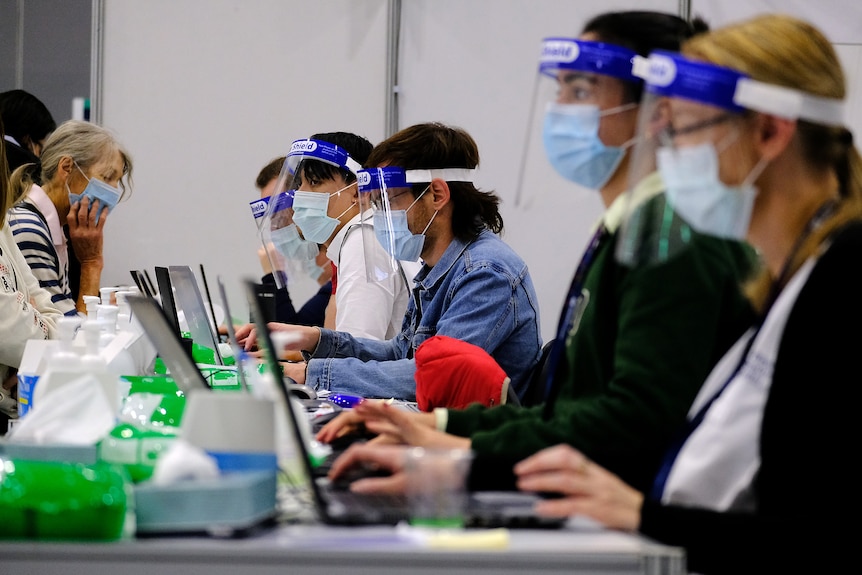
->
xmin=242 ymin=278 xmax=564 ymax=528
xmin=126 ymin=295 xmax=213 ymax=395
xmin=168 ymin=265 xmax=224 ymax=365
xmin=154 ymin=266 xmax=183 ymax=339
xmin=130 ymin=269 xmax=154 ymax=297
xmin=216 ymin=276 xmax=249 ymax=391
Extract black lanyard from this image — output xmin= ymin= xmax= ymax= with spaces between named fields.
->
xmin=541 ymin=223 xmax=609 ymax=419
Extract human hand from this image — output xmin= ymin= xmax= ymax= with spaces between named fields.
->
xmin=328 ymin=443 xmax=409 ymax=495
xmin=2 ymin=368 xmax=18 ymax=391
xmin=315 ymin=409 xmax=367 ymax=444
xmin=235 ymin=323 xmax=257 ymax=351
xmin=280 ymin=361 xmax=306 ymax=385
xmin=258 ymin=243 xmax=285 ymax=276
xmin=514 ymin=445 xmax=644 ymax=531
xmin=268 ymin=323 xmax=320 ymax=353
xmin=353 ymin=400 xmax=467 ymax=449
xmin=67 ymin=196 xmax=106 ymax=264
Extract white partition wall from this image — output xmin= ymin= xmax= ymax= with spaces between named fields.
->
xmin=97 ymin=0 xmax=860 ymax=337
xmin=691 ymin=0 xmax=862 ymax=143
xmin=98 ymin=0 xmax=390 ymax=317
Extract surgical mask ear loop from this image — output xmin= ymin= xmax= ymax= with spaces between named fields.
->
xmin=419 ymin=209 xmax=439 ymax=235
xmin=405 ymin=185 xmax=431 ymax=213
xmin=713 ymin=125 xmax=769 ymax=192
xmin=741 ymin=154 xmax=770 ymax=191
xmin=330 ymin=182 xmax=359 ymax=220
xmin=598 ymin=101 xmax=639 ymax=117
xmin=598 ymin=103 xmax=640 ymax=150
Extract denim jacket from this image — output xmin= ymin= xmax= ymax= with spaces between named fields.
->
xmin=306 ymin=229 xmax=542 ymax=400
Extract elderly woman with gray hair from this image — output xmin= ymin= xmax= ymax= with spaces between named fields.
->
xmin=8 ymin=120 xmax=133 ymax=315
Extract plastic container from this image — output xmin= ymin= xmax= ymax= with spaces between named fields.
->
xmin=98 ymin=424 xmax=177 ymax=483
xmin=0 ymin=459 xmax=130 ymax=540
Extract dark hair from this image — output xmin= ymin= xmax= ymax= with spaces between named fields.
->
xmin=582 ymin=11 xmax=709 ymax=102
xmin=295 ymin=132 xmax=373 ymax=187
xmin=0 ymin=89 xmax=56 ymax=147
xmin=366 ymin=122 xmax=503 ymax=240
xmin=256 ymin=156 xmax=285 ymax=189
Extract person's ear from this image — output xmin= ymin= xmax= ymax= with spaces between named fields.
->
xmin=753 ymin=114 xmax=797 ymax=161
xmin=58 ymin=156 xmax=75 ymax=180
xmin=429 ymin=178 xmax=451 ymax=210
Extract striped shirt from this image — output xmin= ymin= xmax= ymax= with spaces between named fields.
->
xmin=6 ymin=200 xmax=78 ymax=316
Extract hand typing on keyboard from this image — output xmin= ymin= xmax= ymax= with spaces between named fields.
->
xmin=328 ymin=443 xmax=410 ymax=495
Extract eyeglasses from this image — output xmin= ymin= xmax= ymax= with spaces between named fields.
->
xmin=665 ymin=113 xmax=734 ymax=141
xmin=371 ymin=189 xmax=413 ymax=210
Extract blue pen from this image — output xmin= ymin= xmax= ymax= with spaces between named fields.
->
xmin=327 ymin=394 xmax=364 ymax=408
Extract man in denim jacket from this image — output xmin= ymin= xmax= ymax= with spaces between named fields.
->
xmin=252 ymin=123 xmax=542 ymax=401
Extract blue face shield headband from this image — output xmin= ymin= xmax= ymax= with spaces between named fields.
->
xmin=644 ymin=50 xmax=846 ymax=124
xmin=286 ymin=138 xmax=363 ymax=244
xmin=643 ymin=50 xmax=846 ymax=240
xmin=358 ymin=166 xmax=476 ymax=262
xmin=538 ymin=39 xmax=646 ymax=190
xmin=539 ymin=38 xmax=644 ymax=82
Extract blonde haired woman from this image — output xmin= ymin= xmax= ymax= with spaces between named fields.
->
xmin=0 ymin=118 xmax=62 ymax=430
xmin=8 ymin=120 xmax=133 ymax=314
xmin=514 ymin=14 xmax=860 ymax=574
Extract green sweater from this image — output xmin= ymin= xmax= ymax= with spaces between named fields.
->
xmin=447 ymin=220 xmax=756 ymax=492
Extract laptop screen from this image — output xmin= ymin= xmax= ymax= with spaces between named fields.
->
xmin=168 ymin=265 xmax=223 ymax=365
xmin=241 ymin=278 xmax=330 ymax=515
xmin=154 ymin=266 xmax=182 ymax=338
xmin=126 ymin=295 xmax=212 ymax=395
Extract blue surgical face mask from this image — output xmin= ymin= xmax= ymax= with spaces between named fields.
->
xmin=542 ymin=102 xmax=636 ymax=190
xmin=300 ymin=257 xmax=328 ymax=282
xmin=658 ymin=141 xmax=766 ymax=240
xmin=271 ymin=223 xmax=319 ymax=261
xmin=68 ymin=162 xmax=122 ymax=224
xmin=292 ymin=186 xmax=355 ymax=244
xmin=373 ymin=186 xmax=437 ymax=262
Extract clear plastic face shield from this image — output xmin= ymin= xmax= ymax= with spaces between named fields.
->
xmin=616 ymin=50 xmax=847 ymax=267
xmin=515 ymin=37 xmax=646 ymax=207
xmin=357 ymin=167 xmax=476 ymax=282
xmin=259 ymin=139 xmax=361 ymax=289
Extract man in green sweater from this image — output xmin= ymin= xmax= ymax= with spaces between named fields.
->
xmin=320 ymin=11 xmax=756 ymax=494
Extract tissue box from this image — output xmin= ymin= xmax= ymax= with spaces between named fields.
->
xmin=134 ymin=471 xmax=277 ymax=536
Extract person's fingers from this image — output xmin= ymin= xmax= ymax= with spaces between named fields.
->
xmin=234 ymin=323 xmax=252 ymax=339
xmin=350 ymin=473 xmax=407 ymax=495
xmin=328 ymin=443 xmax=401 ymax=481
xmin=78 ymin=196 xmax=91 ymax=224
xmin=514 ymin=444 xmax=587 ymax=476
xmin=363 ymin=419 xmax=403 ymax=440
xmin=516 ymin=468 xmax=589 ymax=496
xmin=315 ymin=411 xmax=363 ymax=443
xmin=243 ymin=327 xmax=257 ymax=351
xmin=93 ymin=199 xmax=108 ymax=229
xmin=367 ymin=433 xmax=402 ymax=445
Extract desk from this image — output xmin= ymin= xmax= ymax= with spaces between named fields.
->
xmin=0 ymin=520 xmax=685 ymax=575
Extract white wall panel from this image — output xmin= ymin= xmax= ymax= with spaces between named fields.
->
xmin=692 ymin=0 xmax=862 ymax=156
xmin=99 ymin=0 xmax=389 ymax=316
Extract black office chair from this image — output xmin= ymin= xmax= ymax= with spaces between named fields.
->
xmin=508 ymin=341 xmax=554 ymax=408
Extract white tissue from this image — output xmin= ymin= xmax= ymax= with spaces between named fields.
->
xmin=150 ymin=439 xmax=220 ymax=485
xmin=8 ymin=374 xmax=116 ymax=445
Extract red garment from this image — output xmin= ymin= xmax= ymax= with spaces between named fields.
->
xmin=330 ymin=262 xmax=338 ymax=294
xmin=414 ymin=335 xmax=510 ymax=411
